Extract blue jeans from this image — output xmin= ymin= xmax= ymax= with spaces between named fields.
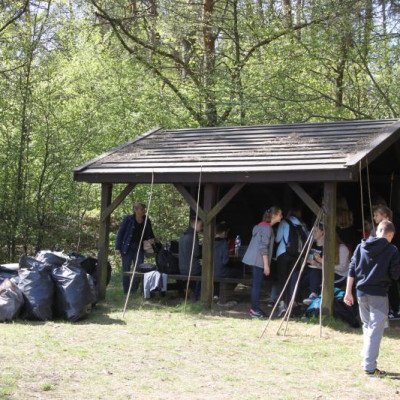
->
xmin=251 ymin=266 xmax=264 ymax=311
xmin=121 ymin=243 xmax=144 ymax=294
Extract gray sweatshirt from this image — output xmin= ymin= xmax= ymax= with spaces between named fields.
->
xmin=242 ymin=224 xmax=274 ymax=269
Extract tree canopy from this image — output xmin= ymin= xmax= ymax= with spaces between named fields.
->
xmin=1 ymin=0 xmax=399 ymax=261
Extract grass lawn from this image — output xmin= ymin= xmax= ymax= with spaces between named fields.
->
xmin=1 ymin=275 xmax=400 ymax=400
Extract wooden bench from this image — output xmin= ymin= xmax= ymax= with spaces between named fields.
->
xmin=124 ymin=271 xmax=252 ymax=301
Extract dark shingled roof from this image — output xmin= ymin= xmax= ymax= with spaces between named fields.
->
xmin=74 ymin=119 xmax=400 ymax=183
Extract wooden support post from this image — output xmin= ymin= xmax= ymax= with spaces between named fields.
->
xmin=206 ymin=183 xmax=245 ymax=223
xmin=288 ymin=182 xmax=320 ymax=217
xmin=201 ymin=183 xmax=217 ymax=308
xmin=173 ymin=183 xmax=206 ymax=222
xmin=101 ymin=183 xmax=136 ymax=221
xmin=321 ymin=182 xmax=337 ymax=316
xmin=98 ymin=183 xmax=112 ymax=300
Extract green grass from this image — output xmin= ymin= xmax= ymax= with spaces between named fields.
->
xmin=1 ymin=274 xmax=400 ymax=399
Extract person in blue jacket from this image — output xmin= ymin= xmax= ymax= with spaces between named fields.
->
xmin=275 ymin=207 xmax=308 ymax=317
xmin=115 ymin=202 xmax=155 ymax=294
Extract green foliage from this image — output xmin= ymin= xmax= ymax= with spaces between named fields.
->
xmin=0 ymin=1 xmax=399 ymax=261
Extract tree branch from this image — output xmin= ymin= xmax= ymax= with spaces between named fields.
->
xmin=90 ymin=0 xmax=202 ymax=90
xmin=105 ymin=16 xmax=206 ymax=126
xmin=0 ymin=0 xmax=30 ymax=35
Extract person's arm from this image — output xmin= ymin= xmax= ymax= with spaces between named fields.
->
xmin=344 ymin=276 xmax=355 ymax=306
xmin=259 ymin=227 xmax=272 ymax=275
xmin=262 ymin=255 xmax=270 ymax=276
xmin=334 ymin=244 xmax=350 ymax=275
xmin=275 ymin=220 xmax=287 ymax=243
xmin=115 ymin=216 xmax=128 ymax=254
xmin=310 ymin=252 xmax=323 ymax=269
xmin=145 ymin=217 xmax=155 ymax=240
xmin=344 ymin=244 xmax=359 ymax=306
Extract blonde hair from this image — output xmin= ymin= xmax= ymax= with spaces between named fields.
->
xmin=262 ymin=206 xmax=281 ymax=222
xmin=373 ymin=205 xmax=392 ymax=220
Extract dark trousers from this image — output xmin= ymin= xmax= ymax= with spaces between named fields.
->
xmin=388 ymin=279 xmax=400 ymax=312
xmin=290 ymin=268 xmax=321 ymax=300
xmin=214 ymin=266 xmax=243 ymax=296
xmin=290 ymin=268 xmax=346 ymax=301
xmin=277 ymin=253 xmax=296 ymax=305
xmin=121 ymin=243 xmax=144 ymax=294
xmin=251 ymin=266 xmax=264 ymax=311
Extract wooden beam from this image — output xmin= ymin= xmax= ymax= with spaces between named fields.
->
xmin=173 ymin=183 xmax=206 ymax=221
xmin=101 ymin=183 xmax=136 ymax=221
xmin=98 ymin=183 xmax=112 ymax=300
xmin=321 ymin=182 xmax=337 ymax=316
xmin=288 ymin=182 xmax=321 ymax=216
xmin=206 ymin=183 xmax=245 ymax=223
xmin=201 ymin=183 xmax=217 ymax=308
xmin=74 ymin=168 xmax=355 ymax=184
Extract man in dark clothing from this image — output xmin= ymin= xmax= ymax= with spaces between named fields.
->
xmin=115 ymin=202 xmax=155 ymax=294
xmin=344 ymin=220 xmax=400 ymax=377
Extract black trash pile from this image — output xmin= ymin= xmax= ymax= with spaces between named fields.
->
xmin=0 ymin=251 xmax=111 ymax=323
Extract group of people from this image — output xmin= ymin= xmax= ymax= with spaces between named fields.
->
xmin=242 ymin=203 xmax=400 ymax=377
xmin=115 ymin=200 xmax=400 ymax=377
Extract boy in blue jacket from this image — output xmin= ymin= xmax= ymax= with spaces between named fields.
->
xmin=344 ymin=220 xmax=400 ymax=377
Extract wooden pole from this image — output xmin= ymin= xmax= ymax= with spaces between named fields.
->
xmin=98 ymin=183 xmax=112 ymax=300
xmin=201 ymin=183 xmax=217 ymax=308
xmin=321 ymin=182 xmax=337 ymax=316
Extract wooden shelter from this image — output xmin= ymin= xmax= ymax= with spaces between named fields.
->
xmin=74 ymin=119 xmax=400 ymax=314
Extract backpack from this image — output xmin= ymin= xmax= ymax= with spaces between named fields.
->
xmin=284 ymin=219 xmax=308 ymax=258
xmin=155 ymin=249 xmax=180 ymax=275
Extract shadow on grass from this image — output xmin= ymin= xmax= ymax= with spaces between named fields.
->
xmin=386 ymin=372 xmax=400 ymax=380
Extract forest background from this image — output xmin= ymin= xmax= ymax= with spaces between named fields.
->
xmin=0 ymin=0 xmax=399 ymax=262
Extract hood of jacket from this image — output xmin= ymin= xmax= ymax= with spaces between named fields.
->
xmin=361 ymin=236 xmax=390 ymax=258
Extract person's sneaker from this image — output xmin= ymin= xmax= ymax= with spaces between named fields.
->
xmin=303 ymin=293 xmax=318 ymax=306
xmin=267 ymin=300 xmax=276 ymax=308
xmin=277 ymin=302 xmax=287 ymax=317
xmin=388 ymin=310 xmax=400 ymax=320
xmin=365 ymin=368 xmax=387 ymax=378
xmin=249 ymin=308 xmax=266 ymax=319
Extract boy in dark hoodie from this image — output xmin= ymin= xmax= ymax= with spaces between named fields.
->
xmin=344 ymin=220 xmax=400 ymax=377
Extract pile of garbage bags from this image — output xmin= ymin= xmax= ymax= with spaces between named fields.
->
xmin=0 ymin=251 xmax=111 ymax=323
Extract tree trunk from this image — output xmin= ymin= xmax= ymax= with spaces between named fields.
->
xmin=202 ymin=0 xmax=218 ymax=126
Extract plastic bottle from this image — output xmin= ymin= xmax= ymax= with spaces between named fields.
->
xmin=235 ymin=235 xmax=241 ymax=256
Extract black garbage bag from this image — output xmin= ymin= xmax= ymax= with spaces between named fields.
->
xmin=68 ymin=252 xmax=111 ymax=286
xmin=333 ymin=298 xmax=361 ymax=328
xmin=51 ymin=260 xmax=95 ymax=322
xmin=87 ymin=275 xmax=98 ymax=306
xmin=36 ymin=250 xmax=67 ymax=266
xmin=0 ymin=279 xmax=24 ymax=322
xmin=0 ymin=264 xmax=19 ymax=285
xmin=18 ymin=255 xmax=54 ymax=321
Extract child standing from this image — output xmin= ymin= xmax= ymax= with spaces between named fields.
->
xmin=344 ymin=220 xmax=400 ymax=377
xmin=243 ymin=207 xmax=283 ymax=319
